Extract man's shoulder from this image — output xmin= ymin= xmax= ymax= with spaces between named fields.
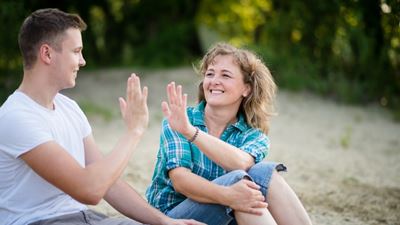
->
xmin=0 ymin=92 xmax=50 ymax=126
xmin=0 ymin=92 xmax=29 ymax=118
xmin=55 ymin=93 xmax=83 ymax=112
xmin=0 ymin=103 xmax=43 ymax=129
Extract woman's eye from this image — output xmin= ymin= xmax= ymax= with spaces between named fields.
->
xmin=205 ymin=73 xmax=213 ymax=77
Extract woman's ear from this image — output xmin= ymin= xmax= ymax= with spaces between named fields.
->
xmin=243 ymin=84 xmax=251 ymax=97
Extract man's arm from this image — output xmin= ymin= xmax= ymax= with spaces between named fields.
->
xmin=103 ymin=180 xmax=201 ymax=224
xmin=21 ymin=74 xmax=148 ymax=205
xmin=83 ymin=134 xmax=165 ymax=224
xmin=106 ymin=179 xmax=181 ymax=224
xmin=83 ymin=117 xmax=203 ymax=225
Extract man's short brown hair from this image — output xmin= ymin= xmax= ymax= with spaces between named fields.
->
xmin=18 ymin=8 xmax=87 ymax=69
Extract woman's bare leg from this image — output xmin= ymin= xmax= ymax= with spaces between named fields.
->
xmin=235 ymin=208 xmax=277 ymax=225
xmin=267 ymin=171 xmax=312 ymax=225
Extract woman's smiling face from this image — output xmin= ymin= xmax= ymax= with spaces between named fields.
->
xmin=203 ymin=54 xmax=250 ymax=110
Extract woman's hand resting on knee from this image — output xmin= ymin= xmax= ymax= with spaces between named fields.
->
xmin=222 ymin=179 xmax=268 ymax=215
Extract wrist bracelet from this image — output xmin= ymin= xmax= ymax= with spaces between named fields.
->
xmin=188 ymin=127 xmax=199 ymax=143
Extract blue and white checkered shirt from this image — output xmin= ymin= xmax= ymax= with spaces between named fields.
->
xmin=146 ymin=101 xmax=269 ymax=213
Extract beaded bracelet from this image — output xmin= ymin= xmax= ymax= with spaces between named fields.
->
xmin=188 ymin=127 xmax=199 ymax=142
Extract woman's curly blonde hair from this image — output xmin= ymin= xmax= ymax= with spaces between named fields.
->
xmin=196 ymin=43 xmax=277 ymax=134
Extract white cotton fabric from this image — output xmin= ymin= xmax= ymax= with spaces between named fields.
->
xmin=0 ymin=91 xmax=91 ymax=225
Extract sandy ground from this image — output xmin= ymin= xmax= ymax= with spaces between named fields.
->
xmin=63 ymin=67 xmax=400 ymax=225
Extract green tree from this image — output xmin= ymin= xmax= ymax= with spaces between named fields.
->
xmin=0 ymin=1 xmax=27 ymax=101
xmin=197 ymin=0 xmax=400 ymax=111
xmin=0 ymin=0 xmax=203 ymax=103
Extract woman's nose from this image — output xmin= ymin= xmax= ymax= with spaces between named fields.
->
xmin=211 ymin=75 xmax=221 ymax=84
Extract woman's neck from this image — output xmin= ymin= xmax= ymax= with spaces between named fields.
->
xmin=204 ymin=105 xmax=238 ymax=138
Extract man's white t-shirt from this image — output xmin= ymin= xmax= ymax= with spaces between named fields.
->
xmin=0 ymin=91 xmax=91 ymax=225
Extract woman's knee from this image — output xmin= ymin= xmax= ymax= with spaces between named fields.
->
xmin=228 ymin=169 xmax=248 ymax=178
xmin=248 ymin=161 xmax=269 ymax=172
xmin=245 ymin=162 xmax=287 ymax=198
xmin=267 ymin=170 xmax=289 ymax=198
xmin=248 ymin=162 xmax=287 ymax=178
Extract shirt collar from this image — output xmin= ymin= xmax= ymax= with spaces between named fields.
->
xmin=232 ymin=113 xmax=248 ymax=132
xmin=191 ymin=101 xmax=206 ymax=126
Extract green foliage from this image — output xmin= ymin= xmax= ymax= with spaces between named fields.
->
xmin=1 ymin=0 xmax=399 ymax=115
xmin=82 ymin=0 xmax=202 ymax=67
xmin=197 ymin=0 xmax=273 ymax=46
xmin=0 ymin=1 xmax=27 ymax=102
xmin=197 ymin=0 xmax=400 ymax=115
xmin=0 ymin=0 xmax=202 ymax=103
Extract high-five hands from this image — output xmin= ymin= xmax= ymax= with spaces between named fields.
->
xmin=119 ymin=73 xmax=149 ymax=135
xmin=162 ymin=82 xmax=195 ymax=138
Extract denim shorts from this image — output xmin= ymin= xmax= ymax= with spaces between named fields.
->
xmin=28 ymin=210 xmax=142 ymax=225
xmin=166 ymin=162 xmax=287 ymax=225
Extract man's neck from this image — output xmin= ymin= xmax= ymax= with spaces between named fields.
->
xmin=18 ymin=69 xmax=58 ymax=110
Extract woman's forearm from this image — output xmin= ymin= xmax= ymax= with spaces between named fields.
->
xmin=169 ymin=167 xmax=229 ymax=205
xmin=184 ymin=127 xmax=254 ymax=171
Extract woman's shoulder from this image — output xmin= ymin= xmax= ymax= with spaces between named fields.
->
xmin=241 ymin=125 xmax=268 ymax=140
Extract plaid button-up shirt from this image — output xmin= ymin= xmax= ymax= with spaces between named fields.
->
xmin=146 ymin=101 xmax=269 ymax=213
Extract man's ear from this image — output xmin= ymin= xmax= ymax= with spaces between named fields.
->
xmin=39 ymin=44 xmax=52 ymax=65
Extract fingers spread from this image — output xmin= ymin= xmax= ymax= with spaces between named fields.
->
xmin=183 ymin=93 xmax=188 ymax=109
xmin=177 ymin=85 xmax=182 ymax=106
xmin=170 ymin=82 xmax=177 ymax=105
xmin=121 ymin=73 xmax=149 ymax=132
xmin=166 ymin=82 xmax=173 ymax=105
xmin=161 ymin=101 xmax=171 ymax=117
xmin=119 ymin=97 xmax=126 ymax=118
xmin=132 ymin=73 xmax=141 ymax=96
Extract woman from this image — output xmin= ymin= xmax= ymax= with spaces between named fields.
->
xmin=146 ymin=43 xmax=312 ymax=225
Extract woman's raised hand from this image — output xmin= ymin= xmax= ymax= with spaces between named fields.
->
xmin=162 ymin=82 xmax=194 ymax=137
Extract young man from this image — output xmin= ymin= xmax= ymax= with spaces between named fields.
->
xmin=0 ymin=8 xmax=203 ymax=225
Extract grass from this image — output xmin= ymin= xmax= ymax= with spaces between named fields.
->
xmin=78 ymin=101 xmax=114 ymax=122
xmin=340 ymin=126 xmax=353 ymax=149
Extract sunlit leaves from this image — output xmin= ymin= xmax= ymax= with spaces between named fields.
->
xmin=197 ymin=0 xmax=272 ymax=46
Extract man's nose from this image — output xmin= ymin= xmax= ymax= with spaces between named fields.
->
xmin=79 ymin=54 xmax=86 ymax=67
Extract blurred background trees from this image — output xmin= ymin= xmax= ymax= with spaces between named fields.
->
xmin=1 ymin=0 xmax=399 ymax=115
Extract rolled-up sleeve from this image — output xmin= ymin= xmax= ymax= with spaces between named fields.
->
xmin=160 ymin=119 xmax=193 ymax=171
xmin=239 ymin=129 xmax=269 ymax=163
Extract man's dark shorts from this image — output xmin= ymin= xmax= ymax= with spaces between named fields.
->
xmin=28 ymin=210 xmax=142 ymax=225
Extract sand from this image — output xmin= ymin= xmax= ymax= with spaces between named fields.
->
xmin=63 ymin=67 xmax=400 ymax=225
